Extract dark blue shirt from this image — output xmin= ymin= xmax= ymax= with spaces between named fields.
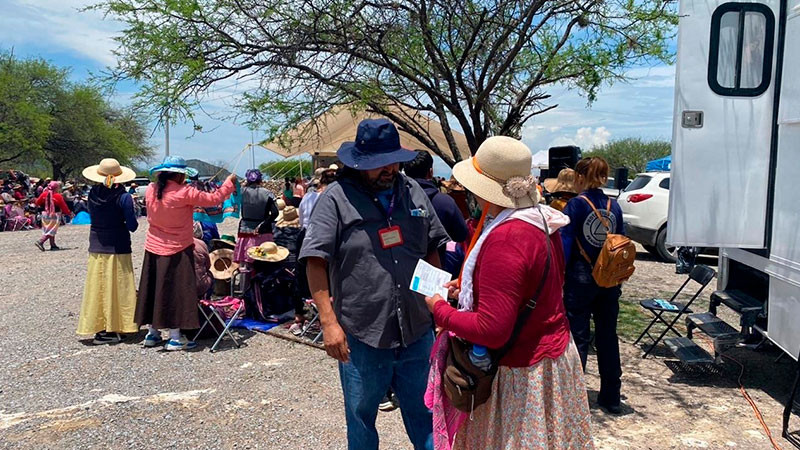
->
xmin=414 ymin=178 xmax=468 ymax=244
xmin=561 ymin=188 xmax=624 ymax=266
xmin=88 ymin=185 xmax=138 ymax=254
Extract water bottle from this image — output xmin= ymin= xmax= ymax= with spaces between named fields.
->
xmin=469 ymin=345 xmax=492 ymax=372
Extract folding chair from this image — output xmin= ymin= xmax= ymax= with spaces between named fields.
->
xmin=633 ymin=264 xmax=716 ymax=358
xmin=299 ymin=299 xmax=324 ymax=344
xmin=193 ymin=297 xmax=245 ymax=352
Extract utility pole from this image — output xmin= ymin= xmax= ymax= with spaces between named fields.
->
xmin=251 ymin=130 xmax=255 ymax=169
xmin=164 ymin=107 xmax=170 ymax=157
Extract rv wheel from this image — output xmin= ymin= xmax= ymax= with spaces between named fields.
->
xmin=656 ymin=226 xmax=677 ymax=263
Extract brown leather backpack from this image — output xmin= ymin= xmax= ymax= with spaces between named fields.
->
xmin=576 ymin=196 xmax=636 ymax=288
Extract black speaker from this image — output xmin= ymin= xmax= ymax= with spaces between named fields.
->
xmin=539 ymin=169 xmax=550 ymax=180
xmin=614 ymin=167 xmax=629 ymax=190
xmin=548 ymin=146 xmax=581 ymax=173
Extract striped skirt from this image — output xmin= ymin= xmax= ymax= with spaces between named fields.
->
xmin=453 ymin=340 xmax=594 ymax=449
xmin=41 ymin=212 xmax=60 ymax=237
xmin=77 ymin=253 xmax=139 ymax=335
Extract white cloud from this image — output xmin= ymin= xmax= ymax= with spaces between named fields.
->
xmin=549 ymin=127 xmax=611 ymax=150
xmin=1 ymin=0 xmax=121 ymax=66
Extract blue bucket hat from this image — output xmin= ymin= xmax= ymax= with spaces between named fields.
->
xmin=336 ymin=118 xmax=417 ymax=171
xmin=149 ymin=155 xmax=199 ymax=178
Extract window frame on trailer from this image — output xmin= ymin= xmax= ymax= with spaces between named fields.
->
xmin=708 ymin=2 xmax=776 ymax=97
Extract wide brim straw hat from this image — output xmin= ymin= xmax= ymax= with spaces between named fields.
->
xmin=211 ymin=234 xmax=237 ymax=250
xmin=82 ymin=158 xmax=137 ymax=185
xmin=276 ymin=206 xmax=300 ymax=227
xmin=452 ymin=136 xmax=541 ymax=209
xmin=247 ymin=242 xmax=290 ymax=262
xmin=209 ymin=248 xmax=239 ymax=280
xmin=543 ymin=168 xmax=578 ymax=195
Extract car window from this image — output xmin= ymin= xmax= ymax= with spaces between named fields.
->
xmin=659 ymin=177 xmax=670 ymax=190
xmin=624 ymin=175 xmax=651 ymax=192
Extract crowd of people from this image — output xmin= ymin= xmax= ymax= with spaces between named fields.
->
xmin=58 ymin=116 xmax=630 ymax=449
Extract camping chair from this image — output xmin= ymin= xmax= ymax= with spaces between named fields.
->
xmin=633 ymin=264 xmax=716 ymax=358
xmin=193 ymin=296 xmax=245 ymax=352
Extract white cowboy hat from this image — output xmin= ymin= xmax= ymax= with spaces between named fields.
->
xmin=247 ymin=242 xmax=290 ymax=262
xmin=209 ymin=248 xmax=239 ymax=280
xmin=452 ymin=136 xmax=541 ymax=209
xmin=82 ymin=158 xmax=137 ymax=186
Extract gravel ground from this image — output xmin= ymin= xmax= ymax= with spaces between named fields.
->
xmin=0 ymin=219 xmax=796 ymax=449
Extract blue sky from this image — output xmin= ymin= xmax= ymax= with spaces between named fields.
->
xmin=1 ymin=0 xmax=677 ymax=177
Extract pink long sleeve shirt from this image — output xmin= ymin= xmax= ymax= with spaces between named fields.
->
xmin=144 ymin=179 xmax=235 ymax=256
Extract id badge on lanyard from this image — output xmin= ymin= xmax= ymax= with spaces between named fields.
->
xmin=377 ymin=190 xmax=403 ymax=249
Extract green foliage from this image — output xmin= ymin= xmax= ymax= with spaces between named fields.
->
xmin=259 ymin=159 xmax=313 ymax=179
xmin=0 ymin=53 xmax=65 ymax=165
xmin=94 ymin=0 xmax=678 ymax=166
xmin=0 ymin=51 xmax=154 ymax=179
xmin=585 ymin=137 xmax=671 ymax=174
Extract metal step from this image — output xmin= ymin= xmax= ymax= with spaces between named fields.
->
xmin=664 ymin=337 xmax=715 ymax=364
xmin=711 ymin=289 xmax=762 ymax=313
xmin=686 ymin=312 xmax=739 ymax=338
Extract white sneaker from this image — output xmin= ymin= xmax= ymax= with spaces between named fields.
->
xmin=164 ymin=336 xmax=197 ymax=351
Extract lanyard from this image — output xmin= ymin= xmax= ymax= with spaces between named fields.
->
xmin=377 ymin=189 xmax=398 ymax=220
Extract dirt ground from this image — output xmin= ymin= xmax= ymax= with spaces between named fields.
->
xmin=0 ymin=218 xmax=798 ymax=449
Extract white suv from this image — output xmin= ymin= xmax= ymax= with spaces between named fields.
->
xmin=618 ymin=172 xmax=674 ymax=262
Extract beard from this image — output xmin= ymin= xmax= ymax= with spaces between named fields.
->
xmin=365 ymin=170 xmax=396 ymax=191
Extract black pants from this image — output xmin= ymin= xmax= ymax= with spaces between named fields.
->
xmin=563 ymin=260 xmax=622 ymax=407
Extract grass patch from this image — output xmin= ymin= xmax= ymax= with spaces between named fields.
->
xmin=617 ymin=299 xmax=648 ymax=341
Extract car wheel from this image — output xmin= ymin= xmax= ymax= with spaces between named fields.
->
xmin=642 ymin=244 xmax=658 ymax=256
xmin=656 ymin=227 xmax=677 ymax=263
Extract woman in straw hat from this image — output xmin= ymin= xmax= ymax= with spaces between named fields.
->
xmin=234 ymin=168 xmax=279 ymax=264
xmin=34 ymin=180 xmax=72 ymax=251
xmin=543 ymin=167 xmax=579 ymax=212
xmin=76 ymin=158 xmax=139 ymax=344
xmin=135 ymin=155 xmax=237 ymax=351
xmin=423 ymin=136 xmax=592 ymax=449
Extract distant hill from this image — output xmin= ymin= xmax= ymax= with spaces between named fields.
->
xmin=185 ymin=159 xmax=231 ymax=179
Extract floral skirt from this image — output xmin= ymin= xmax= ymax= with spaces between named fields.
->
xmin=454 ymin=340 xmax=594 ymax=449
xmin=77 ymin=253 xmax=139 ymax=335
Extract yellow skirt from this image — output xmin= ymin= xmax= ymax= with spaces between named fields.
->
xmin=77 ymin=253 xmax=139 ymax=335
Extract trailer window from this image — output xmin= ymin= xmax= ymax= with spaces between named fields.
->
xmin=708 ymin=3 xmax=774 ymax=97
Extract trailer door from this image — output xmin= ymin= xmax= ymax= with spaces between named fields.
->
xmin=669 ymin=0 xmax=779 ymax=248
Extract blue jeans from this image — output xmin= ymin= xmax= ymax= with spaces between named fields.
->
xmin=339 ymin=331 xmax=434 ymax=450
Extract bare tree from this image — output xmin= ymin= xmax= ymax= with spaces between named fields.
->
xmin=93 ymin=0 xmax=676 ymax=166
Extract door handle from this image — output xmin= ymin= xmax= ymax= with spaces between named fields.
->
xmin=682 ymin=111 xmax=704 ymax=128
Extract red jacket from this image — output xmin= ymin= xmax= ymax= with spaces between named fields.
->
xmin=35 ymin=191 xmax=71 ymax=215
xmin=433 ymin=219 xmax=571 ymax=367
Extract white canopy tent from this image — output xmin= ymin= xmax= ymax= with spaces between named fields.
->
xmin=531 ymin=150 xmax=548 ymax=169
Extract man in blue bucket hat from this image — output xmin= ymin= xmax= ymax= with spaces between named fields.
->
xmin=300 ymin=118 xmax=449 ymax=449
